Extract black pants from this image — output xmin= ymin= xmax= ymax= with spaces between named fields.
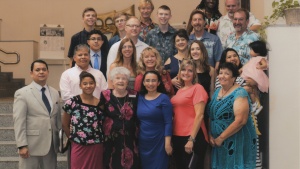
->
xmin=172 ymin=130 xmax=208 ymax=169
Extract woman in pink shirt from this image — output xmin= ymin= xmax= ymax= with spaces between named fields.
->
xmin=171 ymin=59 xmax=209 ymax=168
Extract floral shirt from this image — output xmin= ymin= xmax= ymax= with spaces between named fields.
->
xmin=62 ymin=95 xmax=104 ymax=145
xmin=145 ymin=25 xmax=177 ymax=63
xmin=100 ymin=89 xmax=139 ymax=169
xmin=225 ymin=30 xmax=260 ymax=65
xmin=139 ymin=18 xmax=157 ymax=41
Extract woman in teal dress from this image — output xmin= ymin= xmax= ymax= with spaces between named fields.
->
xmin=208 ymin=62 xmax=256 ymax=169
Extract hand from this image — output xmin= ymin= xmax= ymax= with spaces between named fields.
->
xmin=165 ymin=144 xmax=173 ymax=156
xmin=184 ymin=141 xmax=194 ymax=154
xmin=245 ymin=78 xmax=257 ymax=87
xmin=209 ymin=135 xmax=216 ymax=147
xmin=19 ymin=146 xmax=30 ymax=159
xmin=214 ymin=137 xmax=224 ymax=147
xmin=171 ymin=76 xmax=181 ymax=89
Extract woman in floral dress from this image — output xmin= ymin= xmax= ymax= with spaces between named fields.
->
xmin=100 ymin=67 xmax=139 ymax=169
xmin=62 ymin=71 xmax=104 ymax=169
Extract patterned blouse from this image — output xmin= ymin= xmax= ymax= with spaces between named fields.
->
xmin=63 ymin=95 xmax=104 ymax=145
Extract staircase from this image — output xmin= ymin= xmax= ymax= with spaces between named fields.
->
xmin=0 ymin=72 xmax=25 ymax=98
xmin=0 ymin=98 xmax=67 ymax=169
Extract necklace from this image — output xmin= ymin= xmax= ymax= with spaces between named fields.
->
xmin=217 ymin=85 xmax=234 ymax=101
xmin=113 ymin=90 xmax=128 ymax=108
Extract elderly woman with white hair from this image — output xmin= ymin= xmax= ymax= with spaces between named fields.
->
xmin=100 ymin=67 xmax=139 ymax=169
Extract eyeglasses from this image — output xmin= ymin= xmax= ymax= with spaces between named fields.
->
xmin=89 ymin=38 xmax=102 ymax=41
xmin=122 ymin=45 xmax=133 ymax=49
xmin=115 ymin=19 xmax=126 ymax=24
xmin=126 ymin=24 xmax=141 ymax=28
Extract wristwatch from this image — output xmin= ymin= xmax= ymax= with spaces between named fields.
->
xmin=188 ymin=136 xmax=196 ymax=143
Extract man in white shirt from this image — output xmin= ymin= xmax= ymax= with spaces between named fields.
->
xmin=217 ymin=0 xmax=261 ymax=47
xmin=60 ymin=44 xmax=108 ymax=102
xmin=106 ymin=16 xmax=148 ymax=76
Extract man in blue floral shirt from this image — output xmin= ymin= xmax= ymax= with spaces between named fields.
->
xmin=145 ymin=5 xmax=176 ymax=64
xmin=225 ymin=8 xmax=260 ymax=65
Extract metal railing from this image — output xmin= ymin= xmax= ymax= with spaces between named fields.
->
xmin=0 ymin=48 xmax=20 ymax=65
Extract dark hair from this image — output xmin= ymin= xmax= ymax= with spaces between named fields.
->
xmin=218 ymin=62 xmax=239 ymax=78
xmin=31 ymin=60 xmax=48 ymax=71
xmin=173 ymin=29 xmax=189 ymax=44
xmin=87 ymin=29 xmax=105 ymax=40
xmin=82 ymin=7 xmax=96 ymax=17
xmin=158 ymin=5 xmax=171 ymax=12
xmin=79 ymin=71 xmax=96 ymax=83
xmin=186 ymin=9 xmax=206 ymax=35
xmin=139 ymin=71 xmax=167 ymax=95
xmin=196 ymin=0 xmax=222 ymax=18
xmin=235 ymin=8 xmax=249 ymax=20
xmin=249 ymin=40 xmax=268 ymax=56
xmin=220 ymin=48 xmax=243 ymax=69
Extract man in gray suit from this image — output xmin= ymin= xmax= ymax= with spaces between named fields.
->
xmin=13 ymin=60 xmax=61 ymax=169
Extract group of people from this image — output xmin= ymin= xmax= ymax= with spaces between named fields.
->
xmin=12 ymin=0 xmax=270 ymax=169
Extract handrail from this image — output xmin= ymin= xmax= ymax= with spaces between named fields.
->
xmin=0 ymin=48 xmax=20 ymax=64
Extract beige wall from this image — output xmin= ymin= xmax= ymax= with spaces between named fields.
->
xmin=0 ymin=0 xmax=264 ymax=41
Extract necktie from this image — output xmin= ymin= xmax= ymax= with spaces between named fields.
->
xmin=93 ymin=53 xmax=99 ymax=69
xmin=41 ymin=87 xmax=51 ymax=113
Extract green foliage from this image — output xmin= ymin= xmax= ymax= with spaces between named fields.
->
xmin=259 ymin=0 xmax=300 ymax=40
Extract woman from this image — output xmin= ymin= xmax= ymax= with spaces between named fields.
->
xmin=208 ymin=62 xmax=257 ymax=169
xmin=189 ymin=40 xmax=215 ymax=98
xmin=135 ymin=47 xmax=174 ymax=97
xmin=216 ymin=48 xmax=262 ymax=168
xmin=196 ymin=0 xmax=222 ymax=34
xmin=215 ymin=48 xmax=245 ymax=89
xmin=138 ymin=0 xmax=157 ymax=41
xmin=137 ymin=70 xmax=173 ymax=169
xmin=100 ymin=67 xmax=139 ymax=169
xmin=62 ymin=71 xmax=104 ymax=169
xmin=164 ymin=29 xmax=189 ymax=92
xmin=171 ymin=59 xmax=209 ymax=168
xmin=108 ymin=38 xmax=137 ymax=90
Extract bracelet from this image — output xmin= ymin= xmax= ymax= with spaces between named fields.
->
xmin=188 ymin=136 xmax=196 ymax=143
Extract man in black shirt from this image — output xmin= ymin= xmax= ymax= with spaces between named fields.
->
xmin=68 ymin=7 xmax=108 ymax=67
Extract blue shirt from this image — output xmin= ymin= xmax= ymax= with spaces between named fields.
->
xmin=189 ymin=31 xmax=223 ymax=67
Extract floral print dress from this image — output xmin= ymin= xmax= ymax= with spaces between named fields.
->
xmin=100 ymin=89 xmax=139 ymax=169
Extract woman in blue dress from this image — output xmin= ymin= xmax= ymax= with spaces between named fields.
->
xmin=208 ymin=63 xmax=257 ymax=169
xmin=137 ymin=70 xmax=173 ymax=169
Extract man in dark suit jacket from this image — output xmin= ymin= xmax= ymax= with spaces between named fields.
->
xmin=13 ymin=60 xmax=61 ymax=169
xmin=87 ymin=29 xmax=108 ymax=79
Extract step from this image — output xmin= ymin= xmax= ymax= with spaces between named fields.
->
xmin=0 ymin=127 xmax=15 ymax=141
xmin=0 ymin=114 xmax=13 ymax=127
xmin=0 ymin=72 xmax=13 ymax=82
xmin=0 ymin=141 xmax=67 ymax=157
xmin=0 ymin=156 xmax=67 ymax=169
xmin=0 ymin=101 xmax=13 ymax=114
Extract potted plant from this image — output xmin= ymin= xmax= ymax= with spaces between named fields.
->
xmin=259 ymin=0 xmax=300 ymax=40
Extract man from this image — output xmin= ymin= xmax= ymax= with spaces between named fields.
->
xmin=13 ymin=60 xmax=61 ymax=169
xmin=188 ymin=10 xmax=223 ymax=69
xmin=68 ymin=7 xmax=109 ymax=67
xmin=145 ymin=5 xmax=176 ymax=64
xmin=138 ymin=0 xmax=157 ymax=41
xmin=225 ymin=8 xmax=260 ymax=65
xmin=108 ymin=12 xmax=129 ymax=48
xmin=106 ymin=16 xmax=149 ymax=76
xmin=87 ymin=29 xmax=108 ymax=78
xmin=217 ymin=0 xmax=261 ymax=47
xmin=60 ymin=44 xmax=108 ymax=102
